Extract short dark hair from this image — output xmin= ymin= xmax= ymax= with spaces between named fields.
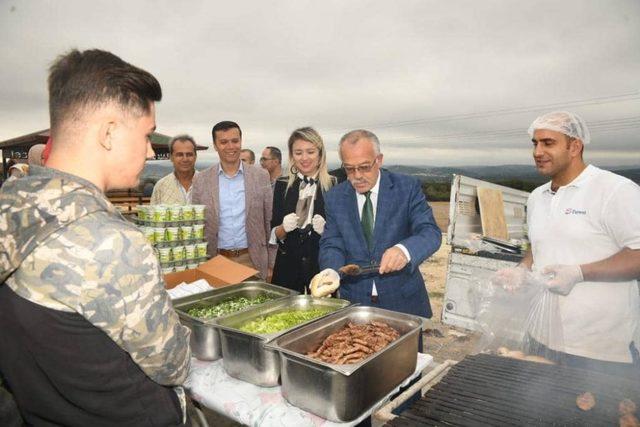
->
xmin=169 ymin=134 xmax=197 ymax=155
xmin=241 ymin=149 xmax=255 ymax=162
xmin=211 ymin=121 xmax=242 ymax=142
xmin=48 ymin=49 xmax=161 ymax=131
xmin=266 ymin=146 xmax=282 ymax=163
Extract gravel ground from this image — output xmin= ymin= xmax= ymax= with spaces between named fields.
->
xmin=419 ymin=237 xmax=480 ymax=364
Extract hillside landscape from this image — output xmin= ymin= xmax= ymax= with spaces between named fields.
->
xmin=140 ymin=160 xmax=640 ymax=200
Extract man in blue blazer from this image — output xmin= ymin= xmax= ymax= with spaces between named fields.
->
xmin=319 ymin=130 xmax=441 ymax=318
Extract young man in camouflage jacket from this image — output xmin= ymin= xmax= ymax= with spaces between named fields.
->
xmin=0 ymin=49 xmax=191 ymax=426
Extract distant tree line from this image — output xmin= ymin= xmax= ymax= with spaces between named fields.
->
xmin=491 ymin=179 xmax=540 ymax=192
xmin=421 ymin=179 xmax=541 ymax=201
xmin=421 ymin=182 xmax=451 ymax=201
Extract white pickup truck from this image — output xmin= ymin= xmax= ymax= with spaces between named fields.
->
xmin=442 ymin=175 xmax=531 ymax=331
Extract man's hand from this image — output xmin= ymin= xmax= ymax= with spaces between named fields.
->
xmin=312 ymin=214 xmax=326 ymax=235
xmin=542 ymin=264 xmax=583 ymax=296
xmin=266 ymin=268 xmax=273 ymax=283
xmin=491 ymin=265 xmax=529 ymax=291
xmin=379 ymin=246 xmax=409 ymax=274
xmin=282 ymin=213 xmax=299 ymax=232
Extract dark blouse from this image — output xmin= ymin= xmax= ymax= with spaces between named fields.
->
xmin=270 ymin=177 xmax=333 ymax=293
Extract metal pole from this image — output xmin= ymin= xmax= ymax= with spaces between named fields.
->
xmin=2 ymin=150 xmax=7 ymax=180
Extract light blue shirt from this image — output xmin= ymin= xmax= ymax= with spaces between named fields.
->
xmin=218 ymin=163 xmax=248 ymax=249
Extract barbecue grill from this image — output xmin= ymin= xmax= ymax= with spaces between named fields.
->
xmin=385 ymin=354 xmax=640 ymax=426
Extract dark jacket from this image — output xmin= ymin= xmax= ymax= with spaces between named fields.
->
xmin=0 ymin=286 xmax=184 ymax=426
xmin=271 ymin=177 xmax=332 ymax=293
xmin=319 ymin=170 xmax=441 ymax=318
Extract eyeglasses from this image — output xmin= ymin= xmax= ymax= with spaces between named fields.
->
xmin=259 ymin=157 xmax=276 ymax=162
xmin=342 ymin=159 xmax=377 ymax=175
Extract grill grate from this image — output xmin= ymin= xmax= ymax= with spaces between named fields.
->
xmin=386 ymin=354 xmax=640 ymax=426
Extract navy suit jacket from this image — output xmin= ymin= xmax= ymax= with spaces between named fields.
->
xmin=319 ymin=170 xmax=441 ymax=318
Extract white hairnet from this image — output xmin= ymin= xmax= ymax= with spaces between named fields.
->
xmin=527 ymin=111 xmax=591 ymax=144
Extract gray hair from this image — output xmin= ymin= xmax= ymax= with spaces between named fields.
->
xmin=169 ymin=134 xmax=197 ymax=154
xmin=338 ymin=129 xmax=381 ymax=160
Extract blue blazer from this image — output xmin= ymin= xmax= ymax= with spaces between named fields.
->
xmin=319 ymin=170 xmax=441 ymax=318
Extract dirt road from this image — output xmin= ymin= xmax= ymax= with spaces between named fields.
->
xmin=430 ymin=201 xmax=449 ymax=233
xmin=419 ymin=204 xmax=480 ymax=363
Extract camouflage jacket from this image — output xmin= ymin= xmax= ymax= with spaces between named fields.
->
xmin=0 ymin=166 xmax=191 ymax=410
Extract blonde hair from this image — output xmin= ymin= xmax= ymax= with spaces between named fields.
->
xmin=286 ymin=127 xmax=333 ymax=192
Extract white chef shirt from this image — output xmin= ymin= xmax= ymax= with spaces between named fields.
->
xmin=527 ymin=165 xmax=640 ymax=363
xmin=356 ymin=172 xmax=411 ymax=296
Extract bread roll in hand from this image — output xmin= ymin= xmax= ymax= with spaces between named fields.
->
xmin=310 ymin=269 xmax=340 ymax=298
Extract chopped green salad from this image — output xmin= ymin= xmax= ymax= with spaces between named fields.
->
xmin=186 ymin=294 xmax=274 ymax=319
xmin=239 ymin=308 xmax=332 ymax=334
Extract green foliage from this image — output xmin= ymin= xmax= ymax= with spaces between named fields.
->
xmin=422 ymin=182 xmax=451 ymax=201
xmin=489 ymin=179 xmax=539 ymax=192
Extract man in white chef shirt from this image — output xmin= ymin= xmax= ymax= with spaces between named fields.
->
xmin=494 ymin=111 xmax=640 ymax=375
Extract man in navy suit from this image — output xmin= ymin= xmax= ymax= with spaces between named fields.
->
xmin=319 ymin=129 xmax=441 ymax=318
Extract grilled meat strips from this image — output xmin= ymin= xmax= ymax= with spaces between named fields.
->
xmin=307 ymin=321 xmax=400 ymax=365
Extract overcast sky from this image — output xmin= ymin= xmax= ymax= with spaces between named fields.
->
xmin=1 ymin=0 xmax=639 ymax=167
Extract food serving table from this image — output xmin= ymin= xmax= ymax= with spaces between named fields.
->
xmin=185 ymin=353 xmax=433 ymax=426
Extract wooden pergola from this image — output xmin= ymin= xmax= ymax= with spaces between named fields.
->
xmin=0 ymin=129 xmax=209 ymax=179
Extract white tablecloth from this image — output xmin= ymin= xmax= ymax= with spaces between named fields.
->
xmin=185 ymin=353 xmax=433 ymax=427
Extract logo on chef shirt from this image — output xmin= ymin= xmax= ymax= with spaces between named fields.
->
xmin=564 ymin=208 xmax=587 ymax=215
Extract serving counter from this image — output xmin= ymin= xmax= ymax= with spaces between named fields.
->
xmin=185 ymin=353 xmax=433 ymax=426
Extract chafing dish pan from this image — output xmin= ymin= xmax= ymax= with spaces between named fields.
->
xmin=215 ymin=295 xmax=350 ymax=386
xmin=173 ymin=281 xmax=298 ymax=360
xmin=265 ymin=305 xmax=422 ymax=422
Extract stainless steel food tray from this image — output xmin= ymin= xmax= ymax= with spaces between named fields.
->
xmin=215 ymin=295 xmax=350 ymax=387
xmin=172 ymin=281 xmax=298 ymax=360
xmin=265 ymin=306 xmax=422 ymax=422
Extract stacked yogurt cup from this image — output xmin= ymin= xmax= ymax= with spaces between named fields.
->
xmin=137 ymin=204 xmax=208 ymax=275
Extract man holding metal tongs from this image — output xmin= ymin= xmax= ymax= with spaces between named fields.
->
xmin=314 ymin=129 xmax=442 ymax=319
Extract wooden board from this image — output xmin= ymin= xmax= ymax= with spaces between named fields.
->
xmin=476 ymin=187 xmax=508 ymax=240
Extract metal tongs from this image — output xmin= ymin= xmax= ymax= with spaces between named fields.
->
xmin=480 ymin=236 xmax=521 ymax=254
xmin=338 ymin=263 xmax=381 ymax=276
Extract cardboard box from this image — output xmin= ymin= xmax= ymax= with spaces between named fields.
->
xmin=164 ymin=255 xmax=259 ymax=289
